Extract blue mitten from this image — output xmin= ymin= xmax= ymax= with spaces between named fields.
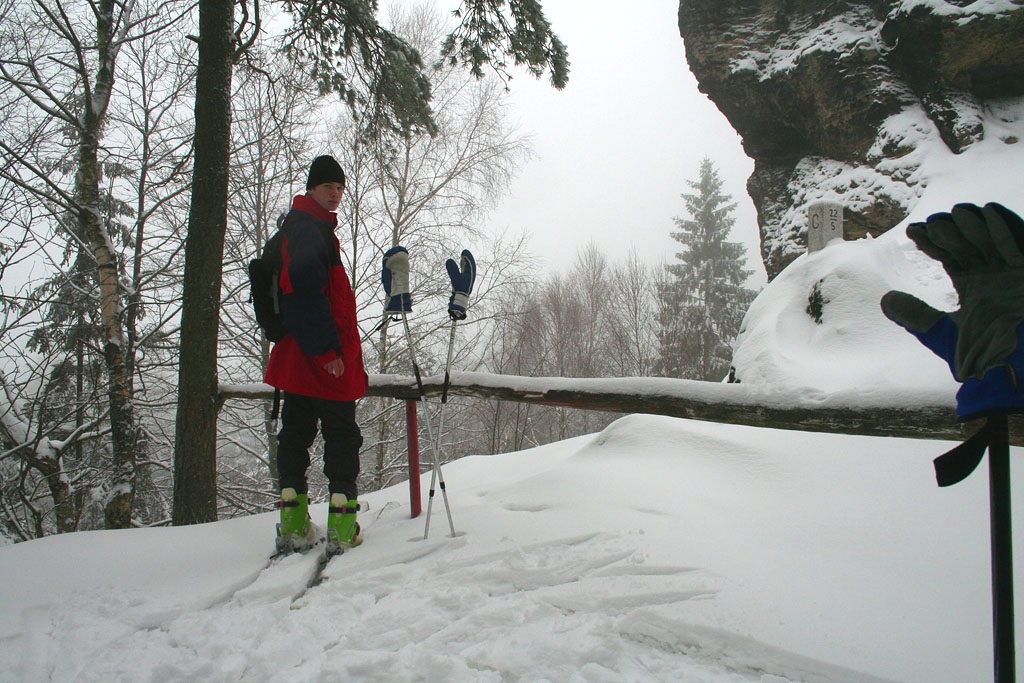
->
xmin=881 ymin=202 xmax=1024 ymax=420
xmin=445 ymin=250 xmax=476 ymax=320
xmin=382 ymin=246 xmax=412 ymax=314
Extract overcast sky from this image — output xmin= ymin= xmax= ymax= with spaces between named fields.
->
xmin=481 ymin=0 xmax=768 ymax=284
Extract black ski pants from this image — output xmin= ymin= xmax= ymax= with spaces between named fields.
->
xmin=276 ymin=392 xmax=362 ymax=500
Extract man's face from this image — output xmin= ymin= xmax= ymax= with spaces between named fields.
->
xmin=309 ymin=182 xmax=345 ymax=212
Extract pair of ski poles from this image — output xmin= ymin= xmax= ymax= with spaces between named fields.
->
xmin=380 ymin=246 xmax=475 ymax=540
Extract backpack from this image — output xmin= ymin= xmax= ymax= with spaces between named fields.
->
xmin=248 ymin=215 xmax=289 ymax=343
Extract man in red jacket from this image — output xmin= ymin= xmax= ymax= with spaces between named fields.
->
xmin=265 ymin=155 xmax=369 ymax=555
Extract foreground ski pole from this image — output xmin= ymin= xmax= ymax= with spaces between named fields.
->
xmin=934 ymin=415 xmax=1015 ymax=683
xmin=433 ymin=320 xmax=457 ymax=452
xmin=880 ymin=203 xmax=1024 ymax=683
xmin=381 ymin=246 xmax=456 ymax=538
xmin=427 ymin=250 xmax=476 ymax=538
xmin=398 ymin=310 xmax=456 ymax=539
xmin=426 ymin=320 xmax=460 ymax=539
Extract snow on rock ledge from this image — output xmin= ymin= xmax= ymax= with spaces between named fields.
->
xmin=678 ymin=0 xmax=1024 ymax=279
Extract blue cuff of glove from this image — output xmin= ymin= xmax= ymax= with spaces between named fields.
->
xmin=906 ymin=317 xmax=1024 ymax=419
xmin=956 ymin=365 xmax=1024 ymax=420
xmin=948 ymin=321 xmax=1024 ymax=419
xmin=385 ymin=293 xmax=412 ymax=313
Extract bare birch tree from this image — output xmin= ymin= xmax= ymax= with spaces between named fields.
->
xmin=606 ymin=249 xmax=659 ymax=377
xmin=476 ymin=244 xmax=663 ymax=450
xmin=0 ymin=0 xmax=194 ymax=535
xmin=0 ymin=0 xmax=192 ymax=529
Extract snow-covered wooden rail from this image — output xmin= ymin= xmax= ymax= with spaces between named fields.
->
xmin=219 ymin=370 xmax=972 ymax=443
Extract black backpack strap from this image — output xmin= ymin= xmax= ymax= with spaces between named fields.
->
xmin=271 ymin=388 xmax=281 ymax=422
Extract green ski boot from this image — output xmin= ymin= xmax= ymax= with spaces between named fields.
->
xmin=276 ymin=488 xmax=321 ymax=554
xmin=326 ymin=493 xmax=363 ymax=556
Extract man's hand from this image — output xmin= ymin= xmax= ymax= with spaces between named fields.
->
xmin=882 ymin=202 xmax=1024 ymax=381
xmin=881 ymin=202 xmax=1024 ymax=419
xmin=323 ymin=357 xmax=345 ymax=379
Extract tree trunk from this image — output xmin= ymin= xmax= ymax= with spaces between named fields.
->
xmin=29 ymin=451 xmax=79 ymax=534
xmin=79 ymin=0 xmax=137 ymax=529
xmin=102 ymin=338 xmax=137 ymax=528
xmin=172 ymin=0 xmax=234 ymax=525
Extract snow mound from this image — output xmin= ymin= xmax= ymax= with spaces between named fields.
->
xmin=732 ymin=230 xmax=956 ymax=394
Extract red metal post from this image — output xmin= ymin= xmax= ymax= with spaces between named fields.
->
xmin=406 ymin=400 xmax=422 ymax=518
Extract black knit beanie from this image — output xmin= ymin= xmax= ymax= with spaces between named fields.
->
xmin=306 ymin=155 xmax=346 ymax=190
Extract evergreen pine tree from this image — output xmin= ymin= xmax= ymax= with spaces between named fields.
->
xmin=658 ymin=158 xmax=757 ymax=380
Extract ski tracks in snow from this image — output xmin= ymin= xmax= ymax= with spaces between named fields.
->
xmin=283 ymin=531 xmax=737 ymax=682
xmin=11 ymin=516 xmax=890 ymax=682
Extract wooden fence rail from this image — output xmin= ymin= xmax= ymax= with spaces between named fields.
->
xmin=219 ymin=370 xmax=972 ymax=443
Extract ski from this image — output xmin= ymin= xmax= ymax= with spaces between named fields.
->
xmin=290 ymin=499 xmax=376 ymax=603
xmin=222 ymin=500 xmax=373 ymax=608
xmin=291 ymin=501 xmax=400 ymax=606
xmin=290 ymin=545 xmax=333 ymax=604
xmin=297 ymin=544 xmax=341 ymax=600
xmin=227 ymin=538 xmax=329 ymax=606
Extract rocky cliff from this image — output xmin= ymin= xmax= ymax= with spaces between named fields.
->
xmin=678 ymin=0 xmax=1024 ymax=279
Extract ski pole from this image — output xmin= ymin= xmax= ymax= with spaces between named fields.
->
xmin=934 ymin=415 xmax=1016 ymax=683
xmin=425 ymin=249 xmax=476 ymax=538
xmin=988 ymin=413 xmax=1015 ymax=683
xmin=428 ymin=319 xmax=459 ymax=528
xmin=434 ymin=319 xmax=458 ymax=444
xmin=398 ymin=310 xmax=456 ymax=538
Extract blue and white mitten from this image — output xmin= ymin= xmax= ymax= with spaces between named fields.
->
xmin=382 ymin=246 xmax=412 ymax=314
xmin=445 ymin=250 xmax=476 ymax=320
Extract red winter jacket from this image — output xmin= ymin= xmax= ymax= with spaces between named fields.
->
xmin=264 ymin=195 xmax=368 ymax=402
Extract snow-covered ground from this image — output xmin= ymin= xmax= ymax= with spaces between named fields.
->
xmin=1 ymin=77 xmax=1023 ymax=683
xmin=0 ymin=415 xmax=1009 ymax=682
